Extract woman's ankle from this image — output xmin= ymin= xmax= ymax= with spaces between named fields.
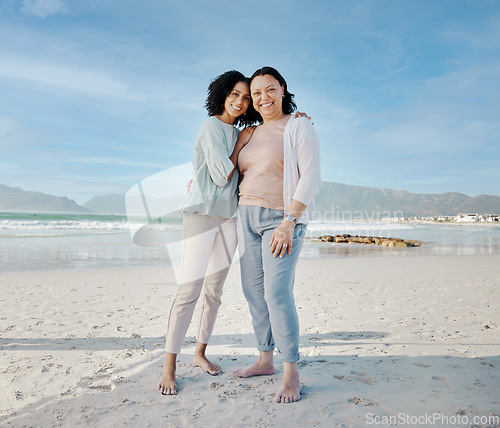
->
xmin=194 ymin=341 xmax=208 ymax=357
xmin=257 ymin=351 xmax=274 ymax=366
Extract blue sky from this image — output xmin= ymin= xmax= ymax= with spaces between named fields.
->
xmin=1 ymin=0 xmax=499 ymax=205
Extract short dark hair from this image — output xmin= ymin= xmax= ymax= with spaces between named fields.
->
xmin=250 ymin=66 xmax=297 ymax=119
xmin=204 ymin=70 xmax=258 ymax=127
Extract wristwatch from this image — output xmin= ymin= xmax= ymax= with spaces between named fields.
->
xmin=285 ymin=214 xmax=297 ymax=224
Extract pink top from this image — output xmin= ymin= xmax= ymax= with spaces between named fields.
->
xmin=238 ymin=116 xmax=289 ymax=210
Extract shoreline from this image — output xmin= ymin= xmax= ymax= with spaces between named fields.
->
xmin=383 ymin=220 xmax=500 ymax=226
xmin=311 ymin=218 xmax=500 ymax=227
xmin=2 ymin=242 xmax=500 ymax=275
xmin=1 ymin=255 xmax=499 ymax=426
xmin=2 ymin=244 xmax=499 ymax=275
xmin=2 ymin=215 xmax=499 ymax=274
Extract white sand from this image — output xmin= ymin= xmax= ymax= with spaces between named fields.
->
xmin=1 ymin=254 xmax=499 ymax=427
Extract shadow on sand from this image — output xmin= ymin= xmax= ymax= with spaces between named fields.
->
xmin=1 ymin=331 xmax=499 ymax=427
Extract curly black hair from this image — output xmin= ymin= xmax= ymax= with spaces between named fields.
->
xmin=250 ymin=66 xmax=297 ymax=120
xmin=204 ymin=70 xmax=259 ymax=127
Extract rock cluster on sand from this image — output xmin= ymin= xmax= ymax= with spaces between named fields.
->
xmin=318 ymin=234 xmax=424 ymax=247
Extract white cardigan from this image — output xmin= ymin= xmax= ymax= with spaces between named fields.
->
xmin=283 ymin=116 xmax=321 ymax=224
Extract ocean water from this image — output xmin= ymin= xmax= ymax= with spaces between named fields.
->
xmin=1 ymin=212 xmax=499 ymax=273
xmin=304 ymin=220 xmax=500 ymax=258
xmin=0 ymin=213 xmax=180 ymax=274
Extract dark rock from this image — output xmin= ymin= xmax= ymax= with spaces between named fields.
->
xmin=318 ymin=234 xmax=424 ymax=248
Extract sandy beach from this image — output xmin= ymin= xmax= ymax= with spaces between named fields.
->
xmin=1 ymin=254 xmax=499 ymax=427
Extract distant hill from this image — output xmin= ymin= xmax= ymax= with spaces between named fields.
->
xmin=0 ymin=184 xmax=89 ymax=213
xmin=83 ymin=194 xmax=126 ymax=214
xmin=89 ymin=182 xmax=500 ymax=218
xmin=2 ymin=182 xmax=499 ymax=217
xmin=316 ymin=182 xmax=500 ymax=219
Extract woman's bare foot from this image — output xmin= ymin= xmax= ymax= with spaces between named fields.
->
xmin=158 ymin=352 xmax=177 ymax=395
xmin=193 ymin=341 xmax=222 ymax=375
xmin=274 ymin=362 xmax=301 ymax=403
xmin=232 ymin=351 xmax=275 ymax=378
xmin=193 ymin=354 xmax=221 ymax=375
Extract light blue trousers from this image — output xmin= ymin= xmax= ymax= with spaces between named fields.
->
xmin=237 ymin=205 xmax=306 ymax=363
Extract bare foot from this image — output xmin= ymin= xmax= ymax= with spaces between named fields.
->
xmin=274 ymin=362 xmax=301 ymax=403
xmin=232 ymin=359 xmax=274 ymax=378
xmin=193 ymin=354 xmax=222 ymax=376
xmin=158 ymin=353 xmax=177 ymax=395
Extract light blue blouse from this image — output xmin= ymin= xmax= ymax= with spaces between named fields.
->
xmin=179 ymin=117 xmax=240 ymax=218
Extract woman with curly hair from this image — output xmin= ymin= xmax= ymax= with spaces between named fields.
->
xmin=158 ymin=70 xmax=257 ymax=395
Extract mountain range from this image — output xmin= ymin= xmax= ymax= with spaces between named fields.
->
xmin=1 ymin=182 xmax=499 ymax=217
xmin=0 ymin=184 xmax=89 ymax=213
xmin=315 ymin=182 xmax=500 ymax=219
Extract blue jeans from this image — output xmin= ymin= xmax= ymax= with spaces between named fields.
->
xmin=237 ymin=205 xmax=306 ymax=363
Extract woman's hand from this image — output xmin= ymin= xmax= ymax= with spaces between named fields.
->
xmin=236 ymin=126 xmax=256 ymax=149
xmin=294 ymin=111 xmax=313 ymax=124
xmin=270 ymin=220 xmax=295 ymax=258
xmin=186 ymin=179 xmax=193 ymax=194
xmin=229 ymin=126 xmax=256 ymax=179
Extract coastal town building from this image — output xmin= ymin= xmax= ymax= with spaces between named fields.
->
xmin=381 ymin=213 xmax=499 ymax=223
xmin=455 ymin=213 xmax=484 ymax=222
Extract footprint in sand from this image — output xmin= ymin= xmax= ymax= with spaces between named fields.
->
xmin=78 ymin=367 xmax=117 ymax=391
xmin=348 ymin=397 xmax=379 ymax=406
xmin=432 ymin=376 xmax=453 ymax=391
xmin=219 ymin=389 xmax=243 ymax=398
xmin=413 ymin=362 xmax=431 ymax=368
xmin=334 ymin=372 xmax=375 ymax=385
xmin=209 ymin=382 xmax=224 ymax=390
xmin=432 ymin=376 xmax=446 ymax=381
xmin=317 ymin=403 xmax=337 ymax=417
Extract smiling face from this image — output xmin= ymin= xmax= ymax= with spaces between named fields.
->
xmin=250 ymin=74 xmax=285 ymax=123
xmin=219 ymin=81 xmax=251 ymax=124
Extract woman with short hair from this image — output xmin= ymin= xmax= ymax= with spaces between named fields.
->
xmin=233 ymin=66 xmax=321 ymax=404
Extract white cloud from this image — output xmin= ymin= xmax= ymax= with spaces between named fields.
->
xmin=0 ymin=117 xmax=49 ymax=152
xmin=21 ymin=0 xmax=69 ymax=18
xmin=66 ymin=157 xmax=167 ymax=169
xmin=425 ymin=64 xmax=500 ymax=101
xmin=0 ymin=117 xmax=17 ymax=136
xmin=0 ymin=161 xmax=27 ymax=175
xmin=0 ymin=55 xmax=144 ymax=101
xmin=440 ymin=15 xmax=500 ymax=50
